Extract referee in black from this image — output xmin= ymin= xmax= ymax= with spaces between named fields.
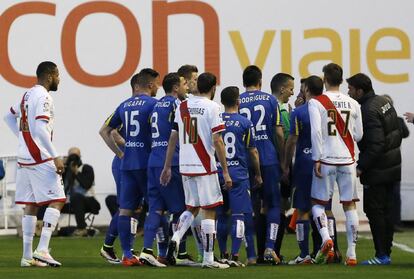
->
xmin=346 ymin=73 xmax=402 ymax=265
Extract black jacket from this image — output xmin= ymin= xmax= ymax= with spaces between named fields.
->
xmin=357 ymin=91 xmax=402 ymax=185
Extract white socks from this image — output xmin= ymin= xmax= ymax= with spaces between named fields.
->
xmin=201 ymin=219 xmax=215 ymax=264
xmin=312 ymin=204 xmax=331 ymax=243
xmin=37 ymin=207 xmax=60 ymax=252
xmin=191 ymin=214 xmax=204 ymax=255
xmin=345 ymin=209 xmax=359 ymax=259
xmin=172 ymin=211 xmax=194 ymax=244
xmin=22 ymin=215 xmax=37 ymax=260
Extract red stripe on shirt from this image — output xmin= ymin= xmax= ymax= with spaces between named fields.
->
xmin=35 ymin=115 xmax=50 ymax=121
xmin=314 ymin=94 xmax=355 ymax=161
xmin=10 ymin=107 xmax=16 ymax=115
xmin=20 ymin=93 xmax=43 ymax=163
xmin=212 ymin=124 xmax=225 ymax=134
xmin=180 ymin=101 xmax=212 ymax=174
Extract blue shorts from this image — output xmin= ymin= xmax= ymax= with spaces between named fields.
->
xmin=293 ymin=172 xmax=312 ymax=212
xmin=119 ymin=169 xmax=147 ymax=210
xmin=147 ymin=167 xmax=185 ymax=214
xmin=228 ymin=180 xmax=253 ymax=214
xmin=252 ymin=165 xmax=281 ymax=209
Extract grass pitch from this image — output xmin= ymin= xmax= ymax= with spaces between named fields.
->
xmin=1 ymin=230 xmax=414 ymax=279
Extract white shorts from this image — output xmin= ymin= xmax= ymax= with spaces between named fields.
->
xmin=182 ymin=173 xmax=223 ymax=209
xmin=15 ymin=161 xmax=66 ymax=206
xmin=311 ymin=163 xmax=359 ymax=205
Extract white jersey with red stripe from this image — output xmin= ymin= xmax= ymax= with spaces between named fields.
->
xmin=10 ymin=85 xmax=56 ymax=166
xmin=174 ymin=95 xmax=225 ymax=175
xmin=308 ymin=91 xmax=363 ymax=165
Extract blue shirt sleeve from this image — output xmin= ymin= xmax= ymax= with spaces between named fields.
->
xmin=245 ymin=120 xmax=256 ymax=148
xmin=289 ymin=109 xmax=299 ymax=136
xmin=105 ymin=106 xmax=122 ymax=129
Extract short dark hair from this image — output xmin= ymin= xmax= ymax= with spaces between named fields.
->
xmin=243 ymin=65 xmax=262 ymax=87
xmin=270 ymin=73 xmax=294 ymax=93
xmin=36 ymin=61 xmax=57 ymax=79
xmin=130 ymin=73 xmax=139 ymax=90
xmin=322 ymin=63 xmax=343 ymax=86
xmin=136 ymin=68 xmax=159 ymax=88
xmin=177 ymin=65 xmax=198 ymax=80
xmin=197 ymin=72 xmax=216 ymax=94
xmin=305 ymin=75 xmax=324 ymax=96
xmin=346 ymin=73 xmax=373 ymax=94
xmin=162 ymin=72 xmax=180 ymax=93
xmin=300 ymin=78 xmax=307 ymax=84
xmin=221 ymin=86 xmax=239 ymax=107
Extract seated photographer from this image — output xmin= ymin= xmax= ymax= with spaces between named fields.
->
xmin=63 ymin=147 xmax=100 ymax=236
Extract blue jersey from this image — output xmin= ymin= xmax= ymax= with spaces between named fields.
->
xmin=239 ymin=90 xmax=282 ymax=166
xmin=289 ymin=103 xmax=313 ymax=174
xmin=106 ymin=94 xmax=157 ymax=170
xmin=148 ymin=95 xmax=179 ymax=168
xmin=218 ymin=113 xmax=256 ymax=183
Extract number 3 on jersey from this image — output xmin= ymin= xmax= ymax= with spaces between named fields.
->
xmin=240 ymin=105 xmax=265 ymax=131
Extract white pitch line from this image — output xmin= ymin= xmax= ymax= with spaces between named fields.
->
xmin=359 ymin=235 xmax=414 ymax=254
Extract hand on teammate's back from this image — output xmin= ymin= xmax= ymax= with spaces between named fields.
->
xmin=160 ymin=168 xmax=171 ymax=186
xmin=54 ymin=157 xmax=64 ymax=175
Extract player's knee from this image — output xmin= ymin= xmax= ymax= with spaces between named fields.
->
xmin=342 ymin=202 xmax=356 ymax=211
xmin=48 ymin=201 xmax=65 ymax=211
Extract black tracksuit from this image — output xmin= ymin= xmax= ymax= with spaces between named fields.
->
xmin=356 ymin=90 xmax=402 ymax=258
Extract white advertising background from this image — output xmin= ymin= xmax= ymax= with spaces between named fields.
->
xmin=1 ymin=0 xmax=414 ymax=225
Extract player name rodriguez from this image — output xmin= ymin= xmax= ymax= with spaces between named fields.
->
xmin=240 ymin=94 xmax=271 ymax=103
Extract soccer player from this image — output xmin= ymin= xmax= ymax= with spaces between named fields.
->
xmin=177 ymin=64 xmax=205 ymax=262
xmin=3 ymin=61 xmax=65 ymax=267
xmin=239 ymin=65 xmax=285 ymax=264
xmin=178 ymin=64 xmax=198 ymax=96
xmin=270 ymin=73 xmax=295 ymax=259
xmin=308 ymin=63 xmax=363 ymax=266
xmin=139 ymin=72 xmax=197 ymax=267
xmin=216 ymin=86 xmax=262 ymax=267
xmin=99 ymin=69 xmax=160 ymax=266
xmin=160 ymin=72 xmax=231 ymax=269
xmin=283 ymin=76 xmax=322 ymax=264
xmin=99 ymin=127 xmax=125 ymax=264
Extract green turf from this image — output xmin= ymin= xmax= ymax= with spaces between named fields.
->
xmin=1 ymin=231 xmax=414 ymax=279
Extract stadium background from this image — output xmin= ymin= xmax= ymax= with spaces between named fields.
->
xmin=1 ymin=0 xmax=414 ymax=226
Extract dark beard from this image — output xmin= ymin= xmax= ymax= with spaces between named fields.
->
xmin=49 ymin=82 xmax=58 ymax=91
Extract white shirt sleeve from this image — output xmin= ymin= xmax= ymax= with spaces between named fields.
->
xmin=210 ymin=103 xmax=225 ymax=134
xmin=33 ymin=120 xmax=58 ymax=158
xmin=353 ymin=103 xmax=364 ymax=142
xmin=308 ymin=99 xmax=323 ymax=161
xmin=35 ymin=95 xmax=52 ymax=121
xmin=3 ymin=104 xmax=20 ymax=137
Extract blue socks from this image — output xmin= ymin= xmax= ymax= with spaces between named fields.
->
xmin=296 ymin=220 xmax=310 ymax=258
xmin=244 ymin=213 xmax=256 ymax=259
xmin=216 ymin=213 xmax=229 ymax=255
xmin=104 ymin=211 xmax=119 ymax=246
xmin=118 ymin=215 xmax=135 ymax=258
xmin=231 ymin=214 xmax=244 ymax=255
xmin=265 ymin=207 xmax=280 ymax=249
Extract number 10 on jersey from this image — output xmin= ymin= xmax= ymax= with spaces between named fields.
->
xmin=183 ymin=116 xmax=198 ymax=144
